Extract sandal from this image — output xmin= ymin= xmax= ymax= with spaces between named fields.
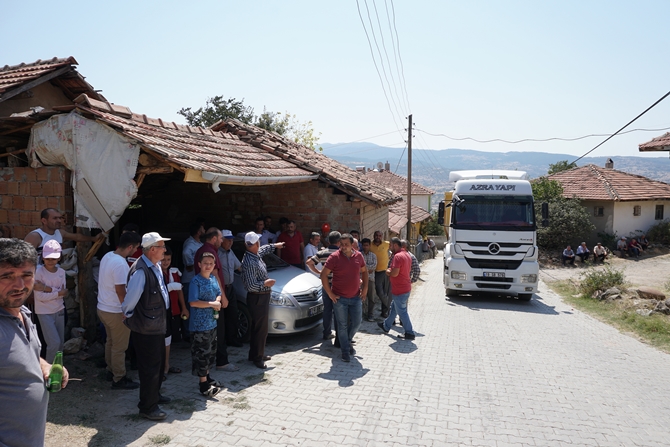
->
xmin=201 ymin=384 xmax=221 ymax=398
xmin=168 ymin=366 xmax=182 ymax=374
xmin=206 ymin=375 xmax=223 ymax=387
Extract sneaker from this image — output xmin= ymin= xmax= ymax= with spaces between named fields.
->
xmin=341 ymin=354 xmax=351 ymax=363
xmin=377 ymin=321 xmax=389 ymax=333
xmin=365 ymin=314 xmax=374 ymax=322
xmin=111 ymin=376 xmax=139 ymax=390
xmin=398 ymin=333 xmax=416 ymax=340
xmin=139 ymin=408 xmax=167 ymax=421
xmin=201 ymin=384 xmax=222 ymax=398
xmin=323 ymin=333 xmax=335 ymax=340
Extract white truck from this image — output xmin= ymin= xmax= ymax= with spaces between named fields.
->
xmin=438 ymin=170 xmax=540 ymax=301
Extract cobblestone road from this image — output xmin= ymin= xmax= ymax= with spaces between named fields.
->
xmin=118 ymin=255 xmax=670 ymax=446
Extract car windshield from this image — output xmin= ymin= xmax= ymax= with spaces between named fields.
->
xmin=452 ymin=195 xmax=535 ymax=231
xmin=261 ymin=253 xmax=290 ymax=271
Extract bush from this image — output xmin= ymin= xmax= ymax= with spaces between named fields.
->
xmin=578 ymin=267 xmax=626 ymax=297
xmin=535 ymin=198 xmax=595 ymax=250
xmin=645 ymin=219 xmax=670 ymax=245
xmin=597 ymin=231 xmax=618 ymax=251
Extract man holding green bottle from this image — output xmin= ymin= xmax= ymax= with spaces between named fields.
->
xmin=0 ymin=238 xmax=69 ymax=447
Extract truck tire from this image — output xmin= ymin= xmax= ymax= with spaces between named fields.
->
xmin=237 ymin=302 xmax=252 ymax=343
xmin=518 ymin=293 xmax=533 ymax=301
xmin=446 ymin=288 xmax=459 ymax=297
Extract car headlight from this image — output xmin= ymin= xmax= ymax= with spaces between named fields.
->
xmin=451 ymin=271 xmax=467 ymax=280
xmin=270 ymin=292 xmax=295 ymax=307
xmin=520 ymin=274 xmax=537 ymax=283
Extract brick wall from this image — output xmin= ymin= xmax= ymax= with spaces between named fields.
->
xmin=0 ymin=166 xmax=72 ymax=239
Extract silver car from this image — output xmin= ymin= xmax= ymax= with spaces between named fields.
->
xmin=232 ymin=252 xmax=324 ymax=341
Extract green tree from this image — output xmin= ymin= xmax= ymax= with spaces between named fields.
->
xmin=178 ymin=97 xmax=322 ymax=150
xmin=548 ymin=160 xmax=577 ymax=175
xmin=421 ymin=211 xmax=445 ymax=236
xmin=178 ymin=96 xmax=255 ymax=128
xmin=532 ymin=177 xmax=594 ymax=249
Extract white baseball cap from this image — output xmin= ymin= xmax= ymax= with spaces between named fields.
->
xmin=42 ymin=239 xmax=62 ymax=259
xmin=142 ymin=232 xmax=171 ymax=248
xmin=245 ymin=231 xmax=260 ymax=246
xmin=222 ymin=229 xmax=234 ymax=239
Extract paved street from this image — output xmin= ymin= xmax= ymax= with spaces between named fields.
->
xmin=113 ymin=255 xmax=670 ymax=446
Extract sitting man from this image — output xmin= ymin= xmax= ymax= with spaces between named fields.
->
xmin=616 ymin=237 xmax=628 ymax=256
xmin=593 ymin=242 xmax=608 ymax=263
xmin=562 ymin=245 xmax=575 ymax=266
xmin=638 ymin=234 xmax=649 ymax=250
xmin=628 ymin=238 xmax=642 ymax=257
xmin=575 ymin=242 xmax=590 ymax=263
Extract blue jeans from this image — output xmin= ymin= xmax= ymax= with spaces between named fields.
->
xmin=332 ymin=296 xmax=362 ymax=358
xmin=37 ymin=310 xmax=65 ymax=362
xmin=382 ymin=292 xmax=414 ymax=336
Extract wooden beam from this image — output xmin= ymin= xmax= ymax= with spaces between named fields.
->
xmin=0 ymin=66 xmax=72 ymax=103
xmin=136 ymin=166 xmax=173 ymax=175
xmin=135 ymin=173 xmax=147 ymax=187
xmin=0 ymin=148 xmax=25 ymax=158
xmin=0 ymin=124 xmax=34 ymax=136
xmin=138 ymin=153 xmax=160 ymax=166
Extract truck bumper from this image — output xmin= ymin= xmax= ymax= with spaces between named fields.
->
xmin=444 ymin=257 xmax=538 ymax=296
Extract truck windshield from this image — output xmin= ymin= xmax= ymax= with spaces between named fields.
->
xmin=452 ymin=195 xmax=535 ymax=230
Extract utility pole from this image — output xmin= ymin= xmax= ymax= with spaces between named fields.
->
xmin=406 ymin=114 xmax=412 ymax=242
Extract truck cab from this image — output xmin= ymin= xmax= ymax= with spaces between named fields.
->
xmin=439 ymin=170 xmax=538 ymax=301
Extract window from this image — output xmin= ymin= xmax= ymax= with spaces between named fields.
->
xmin=655 ymin=205 xmax=664 ymax=220
xmin=594 ymin=206 xmax=604 ymax=217
xmin=633 ymin=205 xmax=641 ymax=216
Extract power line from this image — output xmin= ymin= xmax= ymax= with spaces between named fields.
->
xmin=416 ymin=126 xmax=670 ymax=145
xmin=572 ymin=90 xmax=670 ymax=163
xmin=387 ymin=0 xmax=411 ymax=113
xmin=355 ymin=0 xmax=404 ymax=135
xmin=371 ymin=0 xmax=406 ymax=118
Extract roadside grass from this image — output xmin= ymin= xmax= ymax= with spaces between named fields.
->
xmin=547 ymin=280 xmax=670 ymax=354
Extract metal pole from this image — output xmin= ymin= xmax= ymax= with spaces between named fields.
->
xmin=406 ymin=114 xmax=412 ymax=241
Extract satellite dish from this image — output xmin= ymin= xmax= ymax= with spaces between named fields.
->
xmin=377 ymin=162 xmax=384 ymax=170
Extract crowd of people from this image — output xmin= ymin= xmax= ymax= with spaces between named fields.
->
xmin=0 ymin=208 xmax=425 ymax=444
xmin=561 ymin=234 xmax=651 ymax=266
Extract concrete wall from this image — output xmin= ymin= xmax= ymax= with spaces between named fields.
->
xmin=583 ymin=200 xmax=615 ymax=237
xmin=360 ymin=203 xmax=389 ymax=240
xmin=0 ymin=82 xmax=72 ymax=116
xmin=0 ymin=166 xmax=72 ymax=238
xmin=402 ymin=193 xmax=431 ymax=212
xmin=613 ymin=200 xmax=670 ymax=238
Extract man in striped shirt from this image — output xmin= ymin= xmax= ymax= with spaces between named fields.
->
xmin=241 ymin=232 xmax=284 ymax=369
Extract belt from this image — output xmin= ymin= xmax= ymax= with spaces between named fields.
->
xmin=247 ymin=291 xmax=270 ymax=295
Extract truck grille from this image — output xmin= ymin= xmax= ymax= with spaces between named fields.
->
xmin=476 ymin=283 xmax=511 ymax=290
xmin=465 ymin=258 xmax=523 ymax=270
xmin=472 ymin=276 xmax=514 ymax=283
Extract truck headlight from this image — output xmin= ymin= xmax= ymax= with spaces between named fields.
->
xmin=520 ymin=274 xmax=537 ymax=283
xmin=451 ymin=271 xmax=467 ymax=280
xmin=270 ymin=292 xmax=295 ymax=307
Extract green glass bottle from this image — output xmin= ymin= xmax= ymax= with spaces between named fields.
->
xmin=46 ymin=351 xmax=63 ymax=393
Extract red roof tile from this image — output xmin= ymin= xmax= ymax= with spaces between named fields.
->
xmin=389 ymin=201 xmax=432 ymax=224
xmin=365 ymin=170 xmax=435 ymax=195
xmin=639 ymin=132 xmax=670 ymax=152
xmin=211 ymin=120 xmax=401 ymax=206
xmin=0 ymin=57 xmax=103 ymax=102
xmin=546 ymin=164 xmax=670 ymax=201
xmin=72 ymin=95 xmax=313 ymax=180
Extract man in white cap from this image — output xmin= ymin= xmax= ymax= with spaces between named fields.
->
xmin=240 ymin=232 xmax=283 ymax=369
xmin=123 ymin=232 xmax=172 ymax=421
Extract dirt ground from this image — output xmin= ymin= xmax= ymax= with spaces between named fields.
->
xmin=539 ymin=247 xmax=670 ymax=292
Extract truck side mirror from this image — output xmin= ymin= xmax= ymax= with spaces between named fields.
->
xmin=541 ymin=202 xmax=549 ymax=227
xmin=437 ymin=201 xmax=445 ymax=225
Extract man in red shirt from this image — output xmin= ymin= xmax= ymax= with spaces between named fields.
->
xmin=321 ymin=233 xmax=368 ymax=362
xmin=377 ymin=238 xmax=415 ymax=340
xmin=276 ymin=220 xmax=305 ymax=268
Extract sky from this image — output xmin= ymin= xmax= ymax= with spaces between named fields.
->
xmin=3 ymin=1 xmax=670 ymax=162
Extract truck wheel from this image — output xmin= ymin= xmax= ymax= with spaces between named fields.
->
xmin=518 ymin=293 xmax=533 ymax=301
xmin=446 ymin=288 xmax=459 ymax=297
xmin=237 ymin=303 xmax=251 ymax=343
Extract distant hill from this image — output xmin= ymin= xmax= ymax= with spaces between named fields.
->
xmin=322 ymin=143 xmax=670 ymax=207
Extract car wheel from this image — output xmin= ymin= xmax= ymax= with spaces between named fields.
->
xmin=237 ymin=302 xmax=251 ymax=343
xmin=518 ymin=293 xmax=532 ymax=301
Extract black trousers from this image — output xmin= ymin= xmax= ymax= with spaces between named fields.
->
xmin=215 ymin=310 xmax=229 ymax=366
xmin=247 ymin=292 xmax=270 ymax=362
xmin=224 ymin=285 xmax=240 ymax=344
xmin=132 ymin=332 xmax=165 ymax=413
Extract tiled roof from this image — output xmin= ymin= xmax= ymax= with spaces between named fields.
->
xmin=388 ymin=210 xmax=408 ymax=234
xmin=0 ymin=57 xmax=103 ymax=102
xmin=639 ymin=132 xmax=670 ymax=152
xmin=71 ymin=95 xmax=313 ymax=180
xmin=389 ymin=201 xmax=432 ymax=223
xmin=211 ymin=120 xmax=401 ymax=206
xmin=365 ymin=170 xmax=435 ymax=195
xmin=546 ymin=164 xmax=670 ymax=201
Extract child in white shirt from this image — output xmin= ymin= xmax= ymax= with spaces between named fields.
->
xmin=34 ymin=239 xmax=67 ymax=361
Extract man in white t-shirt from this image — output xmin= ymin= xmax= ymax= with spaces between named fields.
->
xmin=304 ymin=232 xmax=321 ymax=274
xmin=24 ymin=208 xmax=104 ymax=256
xmin=97 ymin=232 xmax=141 ymax=389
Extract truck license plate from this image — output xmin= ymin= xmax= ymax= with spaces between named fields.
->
xmin=483 ymin=272 xmax=505 ymax=278
xmin=309 ymin=304 xmax=324 ymax=317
